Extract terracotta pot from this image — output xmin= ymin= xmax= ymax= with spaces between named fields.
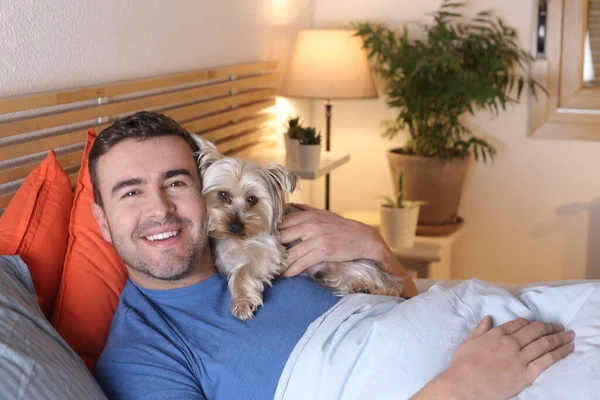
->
xmin=386 ymin=149 xmax=469 ymax=226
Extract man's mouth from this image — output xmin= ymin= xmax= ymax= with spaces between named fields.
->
xmin=143 ymin=230 xmax=181 ymax=242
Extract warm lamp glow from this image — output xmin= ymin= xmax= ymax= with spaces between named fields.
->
xmin=280 ymin=29 xmax=378 ymax=100
xmin=279 ymin=29 xmax=378 ymax=211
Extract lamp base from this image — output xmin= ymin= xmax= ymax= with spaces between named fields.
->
xmin=325 ymin=101 xmax=332 ymax=210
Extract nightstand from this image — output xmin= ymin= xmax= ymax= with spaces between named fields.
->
xmin=343 ymin=210 xmax=461 ymax=280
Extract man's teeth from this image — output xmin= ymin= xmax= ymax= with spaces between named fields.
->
xmin=145 ymin=230 xmax=180 ymax=242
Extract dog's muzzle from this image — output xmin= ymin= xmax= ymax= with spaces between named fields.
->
xmin=228 ymin=220 xmax=244 ymax=234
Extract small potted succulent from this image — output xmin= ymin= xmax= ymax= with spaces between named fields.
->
xmin=283 ymin=116 xmax=303 ymax=162
xmin=379 ymin=173 xmax=426 ymax=248
xmin=298 ymin=126 xmax=322 ymax=170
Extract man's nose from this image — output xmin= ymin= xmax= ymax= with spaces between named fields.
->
xmin=147 ymin=190 xmax=176 ymax=217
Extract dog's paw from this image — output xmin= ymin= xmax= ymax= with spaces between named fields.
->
xmin=372 ymin=286 xmax=403 ymax=297
xmin=347 ymin=281 xmax=377 ymax=295
xmin=231 ymin=297 xmax=262 ymax=320
xmin=346 ymin=281 xmax=403 ymax=297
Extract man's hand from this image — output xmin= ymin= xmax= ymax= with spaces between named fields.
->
xmin=279 ymin=204 xmax=386 ymax=275
xmin=278 ymin=203 xmax=418 ymax=297
xmin=413 ymin=316 xmax=576 ymax=400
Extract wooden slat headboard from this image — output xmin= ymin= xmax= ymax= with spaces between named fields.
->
xmin=0 ymin=61 xmax=279 ymax=212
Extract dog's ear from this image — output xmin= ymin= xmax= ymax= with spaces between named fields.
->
xmin=194 ymin=136 xmax=223 ymax=177
xmin=191 ymin=134 xmax=217 ymax=151
xmin=266 ymin=163 xmax=298 ymax=195
xmin=265 ymin=163 xmax=299 ymax=227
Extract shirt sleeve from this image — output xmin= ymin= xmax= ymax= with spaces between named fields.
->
xmin=94 ymin=312 xmax=206 ymax=400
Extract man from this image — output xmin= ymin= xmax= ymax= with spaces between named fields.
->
xmin=91 ymin=111 xmax=574 ymax=400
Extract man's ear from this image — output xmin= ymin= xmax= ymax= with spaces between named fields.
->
xmin=91 ymin=203 xmax=113 ymax=243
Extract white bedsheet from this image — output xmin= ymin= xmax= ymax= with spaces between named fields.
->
xmin=274 ymin=278 xmax=600 ymax=400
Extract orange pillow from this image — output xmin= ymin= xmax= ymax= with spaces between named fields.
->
xmin=51 ymin=128 xmax=128 ymax=374
xmin=0 ymin=150 xmax=73 ymax=319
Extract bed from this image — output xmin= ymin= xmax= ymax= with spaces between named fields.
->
xmin=1 ymin=61 xmax=599 ymax=399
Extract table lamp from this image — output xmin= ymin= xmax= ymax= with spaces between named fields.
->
xmin=279 ymin=29 xmax=378 ymax=210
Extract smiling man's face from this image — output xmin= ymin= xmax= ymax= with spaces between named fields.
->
xmin=91 ymin=135 xmax=213 ymax=289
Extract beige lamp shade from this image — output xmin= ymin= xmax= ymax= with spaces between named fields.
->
xmin=280 ymin=29 xmax=378 ymax=100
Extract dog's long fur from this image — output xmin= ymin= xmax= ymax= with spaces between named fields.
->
xmin=195 ymin=139 xmax=403 ymax=320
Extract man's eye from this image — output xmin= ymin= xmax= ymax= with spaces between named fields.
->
xmin=246 ymin=196 xmax=258 ymax=205
xmin=168 ymin=181 xmax=185 ymax=187
xmin=122 ymin=191 xmax=138 ymax=198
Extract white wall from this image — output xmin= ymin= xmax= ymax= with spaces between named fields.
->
xmin=0 ymin=0 xmax=309 ymax=96
xmin=310 ymin=0 xmax=600 ymax=284
xmin=0 ymin=0 xmax=314 ymax=200
xmin=5 ymin=0 xmax=600 ymax=284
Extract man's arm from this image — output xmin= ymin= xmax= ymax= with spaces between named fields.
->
xmin=278 ymin=203 xmax=418 ymax=298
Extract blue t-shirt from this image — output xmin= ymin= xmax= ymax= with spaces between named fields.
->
xmin=95 ymin=272 xmax=340 ymax=400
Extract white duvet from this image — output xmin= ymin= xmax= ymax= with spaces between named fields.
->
xmin=274 ymin=279 xmax=600 ymax=400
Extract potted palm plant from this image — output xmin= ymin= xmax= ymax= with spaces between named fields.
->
xmin=353 ymin=0 xmax=544 ymax=233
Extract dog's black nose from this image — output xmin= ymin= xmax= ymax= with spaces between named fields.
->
xmin=228 ymin=220 xmax=244 ymax=234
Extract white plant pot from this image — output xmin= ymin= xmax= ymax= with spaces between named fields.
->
xmin=298 ymin=144 xmax=321 ymax=170
xmin=284 ymin=136 xmax=300 ymax=163
xmin=379 ymin=204 xmax=420 ymax=249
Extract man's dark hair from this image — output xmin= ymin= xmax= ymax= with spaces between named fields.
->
xmin=89 ymin=111 xmax=200 ymax=208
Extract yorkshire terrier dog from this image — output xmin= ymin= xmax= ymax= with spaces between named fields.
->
xmin=195 ymin=142 xmax=403 ymax=320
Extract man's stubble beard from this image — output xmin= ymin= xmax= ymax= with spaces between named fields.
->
xmin=109 ymin=215 xmax=210 ymax=282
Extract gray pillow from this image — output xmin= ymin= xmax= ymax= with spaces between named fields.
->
xmin=0 ymin=255 xmax=107 ymax=400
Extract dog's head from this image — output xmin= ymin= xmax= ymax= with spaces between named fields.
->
xmin=197 ymin=147 xmax=298 ymax=240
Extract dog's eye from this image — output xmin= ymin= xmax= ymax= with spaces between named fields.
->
xmin=246 ymin=196 xmax=258 ymax=205
xmin=218 ymin=191 xmax=230 ymax=202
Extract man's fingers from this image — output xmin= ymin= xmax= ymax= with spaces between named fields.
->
xmin=282 ymin=243 xmax=324 ymax=277
xmin=464 ymin=316 xmax=493 ymax=342
xmin=282 ymin=252 xmax=317 ymax=277
xmin=279 ymin=224 xmax=306 ymax=246
xmin=287 ymin=203 xmax=314 ymax=212
xmin=495 ymin=318 xmax=531 ymax=336
xmin=513 ymin=321 xmax=564 ymax=348
xmin=279 ymin=208 xmax=320 ymax=229
xmin=280 ymin=204 xmax=335 ymax=230
xmin=285 ymin=236 xmax=317 ymax=265
xmin=526 ymin=342 xmax=575 ymax=384
xmin=521 ymin=330 xmax=575 ymax=364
